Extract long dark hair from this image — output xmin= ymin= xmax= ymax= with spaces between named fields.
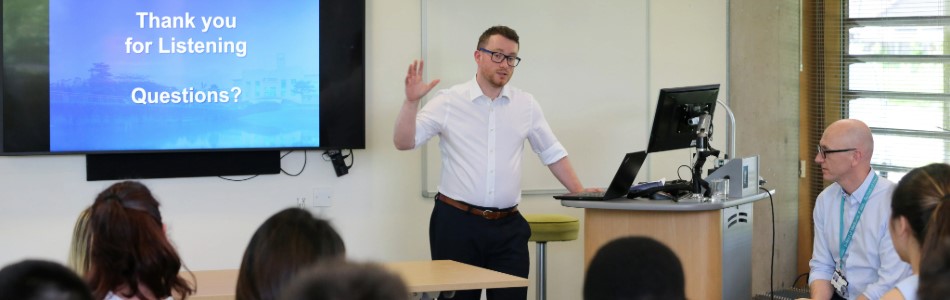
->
xmin=892 ymin=163 xmax=950 ymax=300
xmin=236 ymin=208 xmax=346 ymax=300
xmin=86 ymin=181 xmax=194 ymax=299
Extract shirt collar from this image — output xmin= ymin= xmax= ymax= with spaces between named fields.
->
xmin=843 ymin=168 xmax=877 ymax=204
xmin=466 ymin=76 xmax=511 ymax=103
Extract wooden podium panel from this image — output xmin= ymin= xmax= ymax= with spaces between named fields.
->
xmin=584 ymin=208 xmax=723 ymax=300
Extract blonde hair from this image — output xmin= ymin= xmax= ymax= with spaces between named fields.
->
xmin=66 ymin=207 xmax=92 ymax=277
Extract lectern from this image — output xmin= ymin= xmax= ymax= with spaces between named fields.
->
xmin=562 ymin=191 xmax=772 ymax=300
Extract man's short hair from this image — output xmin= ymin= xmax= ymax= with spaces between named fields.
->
xmin=0 ymin=259 xmax=93 ymax=300
xmin=280 ymin=261 xmax=408 ymax=300
xmin=477 ymin=25 xmax=519 ymax=49
xmin=583 ymin=236 xmax=686 ymax=300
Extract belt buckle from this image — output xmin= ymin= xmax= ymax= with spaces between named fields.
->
xmin=482 ymin=209 xmax=493 ymax=218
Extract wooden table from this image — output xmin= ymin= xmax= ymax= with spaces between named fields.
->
xmin=186 ymin=269 xmax=236 ymax=300
xmin=386 ymin=260 xmax=528 ymax=297
xmin=189 ymin=260 xmax=528 ymax=300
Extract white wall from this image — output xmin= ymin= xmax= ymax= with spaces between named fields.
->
xmin=422 ymin=0 xmax=649 ymax=195
xmin=646 ymin=0 xmax=730 ymax=180
xmin=0 ymin=1 xmax=728 ymax=299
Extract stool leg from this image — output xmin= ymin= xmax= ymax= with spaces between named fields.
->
xmin=536 ymin=241 xmax=547 ymax=300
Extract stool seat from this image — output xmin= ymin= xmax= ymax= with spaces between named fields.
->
xmin=525 ymin=214 xmax=579 ymax=242
xmin=523 ymin=214 xmax=579 ymax=300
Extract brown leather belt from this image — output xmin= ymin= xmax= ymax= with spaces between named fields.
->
xmin=436 ymin=193 xmax=518 ymax=220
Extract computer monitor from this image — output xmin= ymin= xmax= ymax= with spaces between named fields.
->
xmin=646 ymin=84 xmax=721 ymax=153
xmin=646 ymin=84 xmax=721 ymax=197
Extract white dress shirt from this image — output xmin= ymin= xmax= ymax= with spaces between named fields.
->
xmin=808 ymin=169 xmax=913 ymax=300
xmin=413 ymin=78 xmax=567 ymax=208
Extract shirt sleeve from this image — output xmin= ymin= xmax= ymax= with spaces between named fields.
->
xmin=413 ymin=92 xmax=448 ymax=149
xmin=525 ymin=98 xmax=567 ymax=165
xmin=860 ymin=217 xmax=912 ymax=300
xmin=809 ymin=196 xmax=836 ymax=284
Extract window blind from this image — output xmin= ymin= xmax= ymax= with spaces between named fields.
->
xmin=808 ymin=0 xmax=950 ymax=196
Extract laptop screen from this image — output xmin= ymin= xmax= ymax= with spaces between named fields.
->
xmin=603 ymin=151 xmax=647 ymax=199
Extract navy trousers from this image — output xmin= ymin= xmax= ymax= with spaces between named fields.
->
xmin=429 ymin=198 xmax=530 ymax=300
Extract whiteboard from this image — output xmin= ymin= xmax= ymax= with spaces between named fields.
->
xmin=421 ymin=0 xmax=649 ymax=197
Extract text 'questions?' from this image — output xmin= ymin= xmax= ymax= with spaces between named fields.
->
xmin=127 ymin=12 xmax=246 ymax=105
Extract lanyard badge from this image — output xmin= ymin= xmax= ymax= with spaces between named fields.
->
xmin=832 ymin=265 xmax=849 ymax=298
xmin=834 ymin=174 xmax=878 ymax=300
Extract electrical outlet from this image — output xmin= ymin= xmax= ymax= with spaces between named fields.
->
xmin=800 ymin=160 xmax=806 ymax=178
xmin=313 ymin=187 xmax=333 ymax=207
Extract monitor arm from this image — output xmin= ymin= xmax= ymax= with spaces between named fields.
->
xmin=689 ymin=113 xmax=713 ymax=151
xmin=690 ymin=113 xmax=720 ymax=196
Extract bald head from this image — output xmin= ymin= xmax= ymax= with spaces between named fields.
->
xmin=817 ymin=119 xmax=875 ymax=192
xmin=823 ymin=119 xmax=874 ymax=163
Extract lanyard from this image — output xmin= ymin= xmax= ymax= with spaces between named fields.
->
xmin=838 ymin=174 xmax=878 ymax=264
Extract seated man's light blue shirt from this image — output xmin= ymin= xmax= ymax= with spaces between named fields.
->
xmin=895 ymin=274 xmax=918 ymax=300
xmin=808 ymin=170 xmax=912 ymax=300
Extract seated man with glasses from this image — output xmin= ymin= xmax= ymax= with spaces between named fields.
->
xmin=807 ymin=119 xmax=912 ymax=300
xmin=394 ymin=25 xmax=594 ymax=300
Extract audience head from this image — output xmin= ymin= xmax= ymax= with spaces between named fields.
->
xmin=891 ymin=163 xmax=950 ymax=261
xmin=0 ymin=259 xmax=93 ymax=300
xmin=816 ymin=119 xmax=874 ymax=185
xmin=86 ymin=181 xmax=193 ymax=299
xmin=67 ymin=207 xmax=92 ymax=277
xmin=236 ymin=207 xmax=346 ymax=300
xmin=280 ymin=261 xmax=408 ymax=300
xmin=583 ymin=236 xmax=685 ymax=300
xmin=894 ymin=163 xmax=950 ymax=299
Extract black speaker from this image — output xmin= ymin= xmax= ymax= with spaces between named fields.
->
xmin=86 ymin=151 xmax=281 ymax=181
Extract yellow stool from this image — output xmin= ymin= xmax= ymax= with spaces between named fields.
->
xmin=524 ymin=214 xmax=579 ymax=300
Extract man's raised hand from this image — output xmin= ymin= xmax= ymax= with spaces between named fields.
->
xmin=405 ymin=60 xmax=440 ymax=103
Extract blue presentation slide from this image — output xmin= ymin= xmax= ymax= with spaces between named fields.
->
xmin=48 ymin=0 xmax=320 ymax=152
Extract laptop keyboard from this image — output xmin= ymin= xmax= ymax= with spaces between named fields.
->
xmin=572 ymin=191 xmax=606 ymax=198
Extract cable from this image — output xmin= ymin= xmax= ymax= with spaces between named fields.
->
xmin=792 ymin=272 xmax=809 ymax=289
xmin=760 ymin=187 xmax=775 ymax=300
xmin=281 ymin=150 xmax=307 ymax=176
xmin=345 ymin=149 xmax=354 ymax=168
xmin=676 ymin=165 xmax=692 ymax=180
xmin=281 ymin=150 xmax=294 ymax=159
xmin=218 ymin=174 xmax=259 ymax=181
xmin=217 ymin=150 xmax=308 ymax=181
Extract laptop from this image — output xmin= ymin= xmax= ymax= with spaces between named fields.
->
xmin=553 ymin=151 xmax=646 ymax=201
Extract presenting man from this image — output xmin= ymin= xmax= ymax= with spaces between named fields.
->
xmin=808 ymin=119 xmax=912 ymax=300
xmin=394 ymin=25 xmax=591 ymax=300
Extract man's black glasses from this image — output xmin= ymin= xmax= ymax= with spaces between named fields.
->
xmin=817 ymin=145 xmax=856 ymax=159
xmin=478 ymin=48 xmax=521 ymax=67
